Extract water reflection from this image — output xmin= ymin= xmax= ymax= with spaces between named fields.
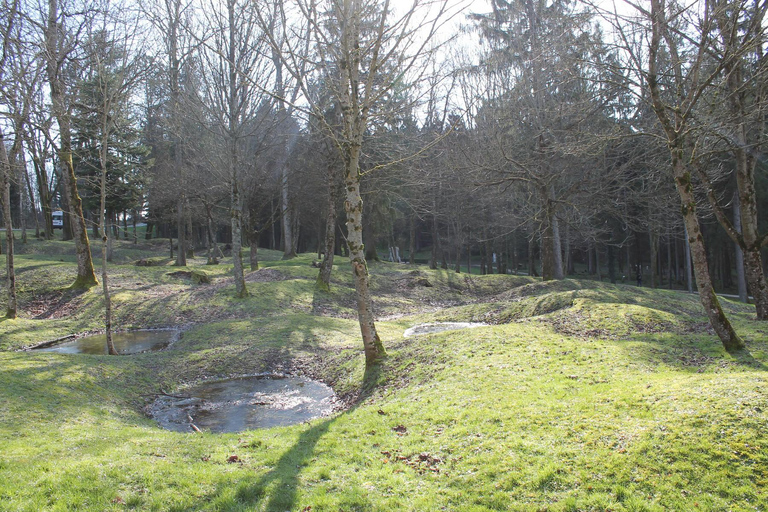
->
xmin=403 ymin=322 xmax=486 ymax=337
xmin=149 ymin=375 xmax=337 ymax=433
xmin=38 ymin=330 xmax=178 ymax=355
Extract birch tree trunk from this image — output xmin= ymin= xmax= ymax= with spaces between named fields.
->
xmin=344 ymin=143 xmax=385 ymax=365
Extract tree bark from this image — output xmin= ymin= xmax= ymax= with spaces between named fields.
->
xmin=551 ymin=195 xmax=564 ymax=279
xmin=169 ymin=0 xmax=186 ymax=267
xmin=712 ymin=6 xmax=768 ymax=318
xmin=100 ymin=141 xmax=117 ymax=356
xmin=344 ymin=143 xmax=385 ymax=366
xmin=649 ymin=227 xmax=658 ymax=289
xmin=408 ymin=213 xmax=416 ymax=264
xmin=648 ymin=0 xmax=743 ymax=351
xmin=1 ymin=132 xmax=17 ymax=318
xmin=22 ymin=154 xmax=41 ymax=239
xmin=317 ymin=163 xmax=338 ymax=291
xmin=13 ymin=143 xmax=28 ymax=244
xmin=228 ymin=0 xmax=247 ymax=298
xmin=677 ymin=167 xmax=743 ymax=351
xmin=46 ymin=0 xmax=97 ymax=289
xmin=32 ymin=152 xmax=53 ymax=239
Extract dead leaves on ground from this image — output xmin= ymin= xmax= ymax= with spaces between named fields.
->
xmin=380 ymin=449 xmax=443 ymax=474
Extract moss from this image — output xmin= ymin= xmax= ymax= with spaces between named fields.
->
xmin=315 ymin=275 xmax=331 ymax=293
xmin=190 ymin=269 xmax=211 ymax=285
xmin=70 ymin=274 xmax=98 ymax=290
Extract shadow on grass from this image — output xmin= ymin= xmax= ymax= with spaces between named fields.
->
xmin=615 ymin=331 xmax=768 ymax=373
xmin=731 ymin=348 xmax=768 ymax=371
xmin=173 ymin=363 xmax=384 ymax=512
xmin=32 ymin=288 xmax=89 ymax=320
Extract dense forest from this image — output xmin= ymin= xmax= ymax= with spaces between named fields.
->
xmin=1 ymin=0 xmax=767 ymax=357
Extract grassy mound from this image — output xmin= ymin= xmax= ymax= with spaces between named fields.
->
xmin=0 ymin=239 xmax=766 ymax=511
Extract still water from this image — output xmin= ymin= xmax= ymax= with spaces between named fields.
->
xmin=149 ymin=375 xmax=337 ymax=433
xmin=38 ymin=330 xmax=178 ymax=355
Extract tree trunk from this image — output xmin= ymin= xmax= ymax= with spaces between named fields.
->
xmin=229 ymin=157 xmax=247 ymax=298
xmin=595 ymin=244 xmax=602 ymax=281
xmin=677 ymin=167 xmax=743 ymax=351
xmin=528 ymin=236 xmax=538 ymax=277
xmin=22 ymin=157 xmax=40 ymax=239
xmin=667 ymin=234 xmax=673 ymax=290
xmin=539 ymin=186 xmax=563 ymax=280
xmin=33 ymin=154 xmax=53 ymax=239
xmin=278 ymin=116 xmax=300 ymax=260
xmin=14 ymin=146 xmax=28 ymax=244
xmin=608 ymin=243 xmax=616 ymax=284
xmin=684 ymin=225 xmax=693 ymax=293
xmin=280 ymin=167 xmax=295 ymax=259
xmin=317 ymin=165 xmax=338 ymax=291
xmin=1 ymin=132 xmax=17 ymax=318
xmin=564 ymin=225 xmax=573 ymax=275
xmin=101 ymin=188 xmax=116 ymax=356
xmin=59 ymin=148 xmax=98 ymax=288
xmin=345 ymin=143 xmax=385 ymax=367
xmin=106 ymin=217 xmax=114 ymax=263
xmin=45 ymin=0 xmax=98 ymax=288
xmin=408 ymin=213 xmax=416 ymax=264
xmin=649 ymin=228 xmax=658 ymax=289
xmin=205 ymin=206 xmax=214 ymax=265
xmin=674 ymin=235 xmax=680 ymax=285
xmin=467 ymin=243 xmax=472 ymax=275
xmin=248 ymin=235 xmax=258 ymax=271
xmin=429 ymin=215 xmax=438 ymax=269
xmin=551 ymin=188 xmax=564 ymax=279
xmin=648 ymin=0 xmax=743 ymax=351
xmin=719 ymin=29 xmax=768 ymax=318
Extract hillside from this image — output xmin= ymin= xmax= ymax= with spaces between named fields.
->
xmin=0 ymin=239 xmax=766 ymax=511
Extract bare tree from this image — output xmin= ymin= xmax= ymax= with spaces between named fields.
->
xmin=43 ymin=0 xmax=99 ymax=288
xmin=694 ymin=0 xmax=768 ymax=319
xmin=79 ymin=4 xmax=150 ymax=353
xmin=142 ymin=0 xmax=198 ymax=266
xmin=270 ymin=0 xmax=462 ymax=367
xmin=196 ymin=0 xmax=273 ymax=297
xmin=0 ymin=0 xmax=23 ymax=317
xmin=644 ymin=0 xmax=744 ymax=351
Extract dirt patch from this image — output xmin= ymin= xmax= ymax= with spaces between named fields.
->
xmin=380 ymin=449 xmax=443 ymax=474
xmin=27 ymin=289 xmax=88 ymax=320
xmin=246 ymin=268 xmax=290 ymax=282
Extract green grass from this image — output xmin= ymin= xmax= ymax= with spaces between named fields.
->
xmin=0 ymin=238 xmax=767 ymax=511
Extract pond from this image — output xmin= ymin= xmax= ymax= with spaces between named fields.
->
xmin=148 ymin=375 xmax=338 ymax=433
xmin=403 ymin=322 xmax=486 ymax=337
xmin=37 ymin=329 xmax=179 ymax=355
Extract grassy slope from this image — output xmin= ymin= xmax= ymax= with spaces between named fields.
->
xmin=0 ymin=239 xmax=767 ymax=511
